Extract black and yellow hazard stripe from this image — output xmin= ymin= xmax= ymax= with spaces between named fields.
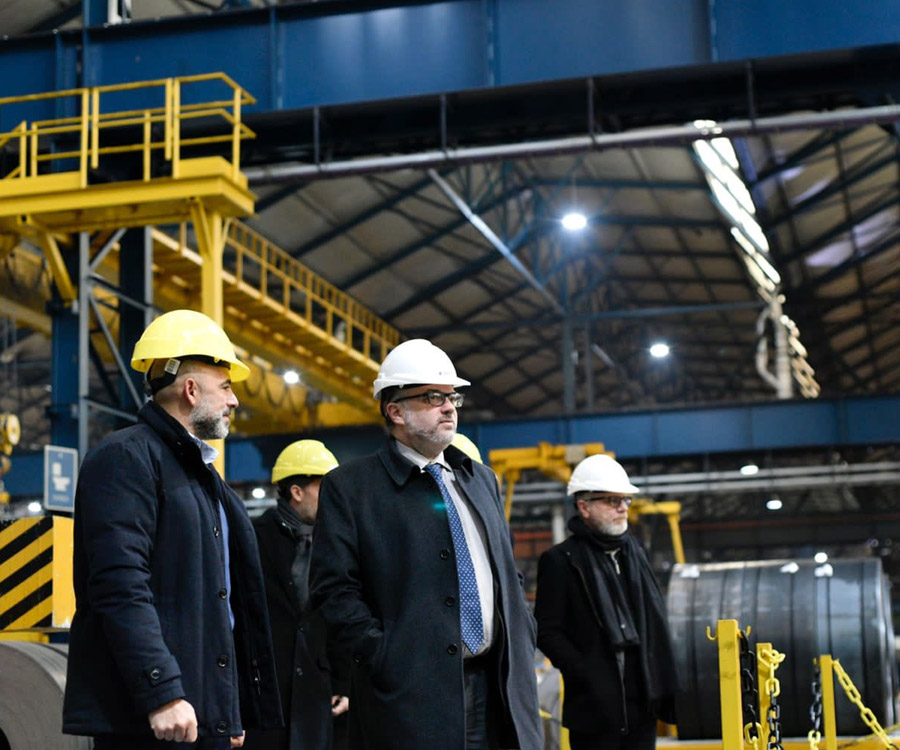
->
xmin=0 ymin=517 xmax=56 ymax=630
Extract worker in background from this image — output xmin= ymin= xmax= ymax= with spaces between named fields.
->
xmin=310 ymin=339 xmax=543 ymax=750
xmin=451 ymin=432 xmax=484 ymax=464
xmin=244 ymin=440 xmax=349 ymax=750
xmin=533 ymin=455 xmax=679 ymax=750
xmin=63 ymin=309 xmax=282 ymax=749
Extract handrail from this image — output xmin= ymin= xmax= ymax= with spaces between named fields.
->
xmin=0 ymin=73 xmax=255 ymax=187
xmin=221 ymin=220 xmax=401 ymax=367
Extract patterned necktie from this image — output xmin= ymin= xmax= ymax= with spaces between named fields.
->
xmin=424 ymin=463 xmax=484 ymax=653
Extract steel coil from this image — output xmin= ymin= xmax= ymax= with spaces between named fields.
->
xmin=667 ymin=559 xmax=897 ymax=739
xmin=0 ymin=641 xmax=90 ymax=749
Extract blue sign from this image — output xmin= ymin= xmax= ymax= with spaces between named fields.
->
xmin=44 ymin=445 xmax=79 ymax=512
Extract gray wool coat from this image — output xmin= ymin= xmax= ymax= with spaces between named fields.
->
xmin=309 ymin=439 xmax=542 ymax=750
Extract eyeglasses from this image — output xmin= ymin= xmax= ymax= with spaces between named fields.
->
xmin=392 ymin=389 xmax=465 ymax=408
xmin=584 ymin=495 xmax=632 ymax=508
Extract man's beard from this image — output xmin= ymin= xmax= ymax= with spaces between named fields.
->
xmin=190 ymin=397 xmax=229 ymax=440
xmin=597 ymin=519 xmax=628 ymax=536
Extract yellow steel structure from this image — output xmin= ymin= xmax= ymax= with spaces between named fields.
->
xmin=0 ymin=516 xmax=75 ymax=632
xmin=707 ymin=619 xmax=746 ymax=750
xmin=0 ymin=74 xmax=395 ymax=436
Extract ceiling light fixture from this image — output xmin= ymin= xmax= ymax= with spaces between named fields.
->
xmin=561 ymin=212 xmax=587 ymax=231
xmin=766 ymin=497 xmax=783 ymax=511
xmin=739 ymin=463 xmax=759 ymax=476
xmin=649 ymin=342 xmax=670 ymax=358
xmin=251 ymin=487 xmax=266 ymax=500
xmin=283 ymin=370 xmax=300 ymax=385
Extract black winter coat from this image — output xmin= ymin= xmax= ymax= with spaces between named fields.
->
xmin=309 ymin=439 xmax=543 ymax=750
xmin=534 ymin=530 xmax=678 ymax=735
xmin=63 ymin=401 xmax=282 ymax=739
xmin=244 ymin=508 xmax=348 ymax=750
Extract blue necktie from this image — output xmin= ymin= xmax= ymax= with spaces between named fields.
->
xmin=425 ymin=463 xmax=484 ymax=653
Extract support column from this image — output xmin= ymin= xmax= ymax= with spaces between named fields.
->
xmin=582 ymin=323 xmax=594 ymax=412
xmin=191 ymin=203 xmax=227 ymax=475
xmin=119 ymin=227 xmax=153 ymax=411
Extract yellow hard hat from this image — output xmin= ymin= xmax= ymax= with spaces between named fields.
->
xmin=451 ymin=433 xmax=483 ymax=464
xmin=131 ymin=309 xmax=249 ymax=382
xmin=272 ymin=440 xmax=339 ymax=483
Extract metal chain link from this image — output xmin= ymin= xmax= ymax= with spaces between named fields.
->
xmin=740 ymin=630 xmax=762 ymax=750
xmin=832 ymin=659 xmax=899 ymax=750
xmin=759 ymin=646 xmax=786 ymax=750
xmin=809 ymin=660 xmax=823 ymax=750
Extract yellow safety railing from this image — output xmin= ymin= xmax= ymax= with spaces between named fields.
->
xmin=0 ymin=72 xmax=255 ymax=187
xmin=221 ymin=219 xmax=401 ymax=365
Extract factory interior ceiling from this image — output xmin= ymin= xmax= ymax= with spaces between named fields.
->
xmin=0 ymin=1 xmax=899 ymax=540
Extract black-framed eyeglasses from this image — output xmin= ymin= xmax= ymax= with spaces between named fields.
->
xmin=391 ymin=389 xmax=465 ymax=408
xmin=584 ymin=495 xmax=632 ymax=508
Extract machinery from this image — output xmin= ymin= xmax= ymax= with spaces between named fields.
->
xmin=0 ymin=412 xmax=20 ymax=504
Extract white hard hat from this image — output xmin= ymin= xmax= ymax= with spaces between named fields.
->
xmin=373 ymin=339 xmax=470 ymax=399
xmin=567 ymin=454 xmax=639 ymax=496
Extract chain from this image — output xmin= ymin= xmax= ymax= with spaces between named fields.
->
xmin=740 ymin=630 xmax=761 ymax=749
xmin=809 ymin=661 xmax=823 ymax=750
xmin=758 ymin=646 xmax=786 ymax=750
xmin=832 ymin=660 xmax=899 ymax=750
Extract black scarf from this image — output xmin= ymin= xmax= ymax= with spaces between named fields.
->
xmin=275 ymin=499 xmax=312 ymax=612
xmin=569 ymin=515 xmax=681 ymax=716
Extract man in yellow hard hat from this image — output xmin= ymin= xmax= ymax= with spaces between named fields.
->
xmin=245 ymin=440 xmax=349 ymax=750
xmin=63 ymin=310 xmax=282 ymax=749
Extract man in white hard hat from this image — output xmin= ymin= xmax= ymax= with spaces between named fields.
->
xmin=310 ymin=339 xmax=542 ymax=750
xmin=533 ymin=455 xmax=679 ymax=750
xmin=245 ymin=440 xmax=349 ymax=750
xmin=63 ymin=310 xmax=282 ymax=749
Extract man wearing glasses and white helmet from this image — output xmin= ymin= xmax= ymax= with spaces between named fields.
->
xmin=309 ymin=339 xmax=542 ymax=750
xmin=534 ymin=455 xmax=680 ymax=750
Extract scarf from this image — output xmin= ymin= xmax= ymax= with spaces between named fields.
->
xmin=569 ymin=515 xmax=681 ymax=714
xmin=276 ymin=499 xmax=312 ymax=612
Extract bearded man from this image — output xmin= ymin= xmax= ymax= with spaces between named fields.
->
xmin=63 ymin=310 xmax=282 ymax=749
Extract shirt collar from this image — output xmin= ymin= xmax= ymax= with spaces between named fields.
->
xmin=188 ymin=432 xmax=219 ymax=465
xmin=394 ymin=439 xmax=449 ymax=473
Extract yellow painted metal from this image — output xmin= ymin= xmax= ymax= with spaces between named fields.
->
xmin=0 ymin=631 xmax=49 ymax=642
xmin=34 ymin=228 xmax=77 ymax=305
xmin=0 ymin=516 xmax=75 ymax=632
xmin=0 ymin=73 xmax=255 ymax=234
xmin=758 ymin=642 xmax=773 ymax=748
xmin=820 ymin=656 xmax=839 ymax=750
xmin=708 ymin=619 xmax=745 ymax=750
xmin=151 ymin=220 xmax=394 ymax=417
xmin=662 ymin=740 xmax=895 ymax=750
xmin=628 ymin=499 xmax=686 ymax=564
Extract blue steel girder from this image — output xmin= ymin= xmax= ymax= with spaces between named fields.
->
xmin=6 ymin=1 xmax=900 ymax=126
xmin=752 ymin=131 xmax=855 ymax=185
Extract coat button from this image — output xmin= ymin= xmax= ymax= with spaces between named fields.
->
xmin=149 ymin=668 xmax=161 ymax=681
xmin=440 ymin=549 xmax=451 ymax=560
xmin=296 ymin=667 xmax=303 ymax=677
xmin=215 ymin=721 xmax=228 ymax=735
xmin=217 ymin=655 xmax=229 ymax=668
xmin=447 ymin=644 xmax=458 ymax=655
xmin=353 ymin=656 xmax=362 ymax=664
xmin=218 ymin=588 xmax=228 ymax=599
xmin=213 ymin=526 xmax=220 ymax=537
xmin=445 ymin=596 xmax=456 ymax=607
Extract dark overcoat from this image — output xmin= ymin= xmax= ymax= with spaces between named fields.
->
xmin=63 ymin=401 xmax=282 ymax=740
xmin=534 ymin=533 xmax=675 ymax=735
xmin=309 ymin=439 xmax=543 ymax=750
xmin=245 ymin=508 xmax=347 ymax=750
